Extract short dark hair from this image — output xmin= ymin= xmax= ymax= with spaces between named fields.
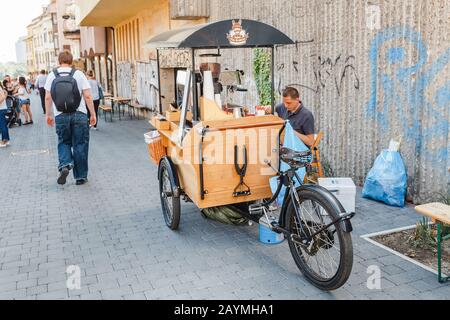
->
xmin=19 ymin=77 xmax=27 ymax=86
xmin=58 ymin=50 xmax=73 ymax=65
xmin=40 ymin=70 xmax=46 ymax=74
xmin=283 ymin=87 xmax=300 ymax=99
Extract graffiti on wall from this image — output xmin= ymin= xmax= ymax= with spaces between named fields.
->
xmin=117 ymin=62 xmax=133 ymax=99
xmin=366 ymin=26 xmax=450 ymax=163
xmin=136 ymin=60 xmax=159 ymax=111
xmin=276 ymin=42 xmax=360 ymax=97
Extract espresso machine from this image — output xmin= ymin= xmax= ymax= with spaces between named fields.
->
xmin=197 ymin=52 xmax=248 ymax=118
xmin=199 ymin=53 xmax=223 ymax=107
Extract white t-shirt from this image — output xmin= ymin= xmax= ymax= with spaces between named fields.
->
xmin=18 ymin=87 xmax=30 ymax=100
xmin=35 ymin=74 xmax=48 ymax=89
xmin=88 ymin=79 xmax=100 ymax=100
xmin=44 ymin=67 xmax=91 ymax=117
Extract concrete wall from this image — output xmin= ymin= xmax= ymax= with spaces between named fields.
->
xmin=80 ymin=27 xmax=106 ymax=56
xmin=169 ymin=0 xmax=210 ymax=20
xmin=123 ymin=1 xmax=205 ymax=61
xmin=207 ymin=0 xmax=450 ymax=203
xmin=75 ymin=0 xmax=99 ymax=24
xmin=112 ymin=1 xmax=206 ymax=104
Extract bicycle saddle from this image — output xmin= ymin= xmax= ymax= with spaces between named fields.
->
xmin=280 ymin=147 xmax=312 ymax=168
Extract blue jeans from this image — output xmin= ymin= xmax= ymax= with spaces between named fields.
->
xmin=0 ymin=109 xmax=10 ymax=141
xmin=19 ymin=99 xmax=31 ymax=108
xmin=55 ymin=112 xmax=90 ymax=180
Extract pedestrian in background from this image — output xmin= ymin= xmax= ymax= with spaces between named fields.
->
xmin=3 ymin=76 xmax=16 ymax=96
xmin=0 ymin=83 xmax=10 ymax=148
xmin=29 ymin=74 xmax=36 ymax=91
xmin=45 ymin=51 xmax=96 ymax=186
xmin=16 ymin=77 xmax=33 ymax=125
xmin=3 ymin=77 xmax=21 ymax=124
xmin=86 ymin=70 xmax=101 ymax=130
xmin=35 ymin=70 xmax=47 ymax=114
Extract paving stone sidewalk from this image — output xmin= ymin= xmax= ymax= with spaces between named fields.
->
xmin=0 ymin=94 xmax=448 ymax=300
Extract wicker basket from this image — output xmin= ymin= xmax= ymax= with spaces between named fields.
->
xmin=145 ymin=132 xmax=166 ymax=165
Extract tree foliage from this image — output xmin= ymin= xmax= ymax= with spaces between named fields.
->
xmin=0 ymin=62 xmax=28 ymax=79
xmin=253 ymin=48 xmax=272 ymax=106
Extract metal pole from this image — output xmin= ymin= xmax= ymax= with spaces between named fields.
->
xmin=97 ymin=56 xmax=102 ymax=86
xmin=111 ymin=27 xmax=117 ymax=96
xmin=105 ymin=27 xmax=110 ymax=92
xmin=271 ymin=46 xmax=275 ymax=114
xmin=157 ymin=49 xmax=162 ymax=114
xmin=438 ymin=223 xmax=442 ymax=283
xmin=192 ymin=49 xmax=199 ymax=121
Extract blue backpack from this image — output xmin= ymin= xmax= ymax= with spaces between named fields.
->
xmin=98 ymin=84 xmax=104 ymax=100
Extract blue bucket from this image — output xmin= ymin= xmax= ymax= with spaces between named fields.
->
xmin=259 ymin=217 xmax=285 ymax=245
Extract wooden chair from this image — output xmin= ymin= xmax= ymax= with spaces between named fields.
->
xmin=129 ymin=102 xmax=149 ymax=120
xmin=304 ymin=132 xmax=325 ymax=184
xmin=99 ymin=105 xmax=113 ymax=122
xmin=415 ymin=202 xmax=450 ymax=283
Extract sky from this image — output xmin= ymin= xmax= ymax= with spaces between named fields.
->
xmin=0 ymin=0 xmax=50 ymax=63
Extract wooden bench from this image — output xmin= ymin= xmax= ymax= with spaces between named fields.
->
xmin=415 ymin=202 xmax=450 ymax=283
xmin=99 ymin=105 xmax=113 ymax=122
xmin=129 ymin=103 xmax=151 ymax=120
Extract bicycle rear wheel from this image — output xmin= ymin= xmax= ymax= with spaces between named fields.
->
xmin=286 ymin=186 xmax=353 ymax=291
xmin=158 ymin=158 xmax=181 ymax=230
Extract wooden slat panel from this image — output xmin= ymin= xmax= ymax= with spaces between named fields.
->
xmin=117 ymin=61 xmax=132 ymax=98
xmin=136 ymin=60 xmax=159 ymax=110
xmin=415 ymin=203 xmax=450 ymax=225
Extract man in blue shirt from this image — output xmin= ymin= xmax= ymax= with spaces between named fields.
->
xmin=276 ymin=87 xmax=315 ymax=148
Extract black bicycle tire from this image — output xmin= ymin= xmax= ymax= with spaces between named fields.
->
xmin=158 ymin=160 xmax=181 ymax=230
xmin=286 ymin=187 xmax=353 ymax=291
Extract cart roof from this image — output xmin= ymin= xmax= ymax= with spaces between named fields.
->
xmin=145 ymin=19 xmax=294 ymax=49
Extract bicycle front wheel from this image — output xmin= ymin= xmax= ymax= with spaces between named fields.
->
xmin=286 ymin=186 xmax=353 ymax=291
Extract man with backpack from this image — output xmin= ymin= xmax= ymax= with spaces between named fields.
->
xmin=45 ymin=51 xmax=96 ymax=186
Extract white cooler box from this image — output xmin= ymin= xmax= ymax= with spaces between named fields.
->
xmin=318 ymin=178 xmax=356 ymax=214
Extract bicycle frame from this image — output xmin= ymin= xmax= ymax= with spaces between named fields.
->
xmin=260 ymin=164 xmax=355 ymax=248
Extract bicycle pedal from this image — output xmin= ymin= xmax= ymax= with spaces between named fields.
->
xmin=267 ymin=204 xmax=281 ymax=213
xmin=249 ymin=204 xmax=263 ymax=216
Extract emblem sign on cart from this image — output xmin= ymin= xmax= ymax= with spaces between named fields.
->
xmin=226 ymin=19 xmax=249 ymax=46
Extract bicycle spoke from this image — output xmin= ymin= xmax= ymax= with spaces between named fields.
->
xmin=162 ymin=170 xmax=173 ymax=221
xmin=291 ymin=198 xmax=343 ymax=281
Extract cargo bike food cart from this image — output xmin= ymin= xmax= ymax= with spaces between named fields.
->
xmin=146 ymin=19 xmax=355 ymax=291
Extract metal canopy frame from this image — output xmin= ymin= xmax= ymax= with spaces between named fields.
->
xmin=146 ymin=19 xmax=294 ymax=49
xmin=151 ymin=19 xmax=295 ymax=121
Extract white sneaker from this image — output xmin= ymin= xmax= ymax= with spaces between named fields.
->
xmin=0 ymin=143 xmax=7 ymax=148
xmin=6 ymin=141 xmax=10 ymax=146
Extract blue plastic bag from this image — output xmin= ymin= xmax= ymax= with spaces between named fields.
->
xmin=362 ymin=150 xmax=407 ymax=207
xmin=270 ymin=122 xmax=309 ymax=206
